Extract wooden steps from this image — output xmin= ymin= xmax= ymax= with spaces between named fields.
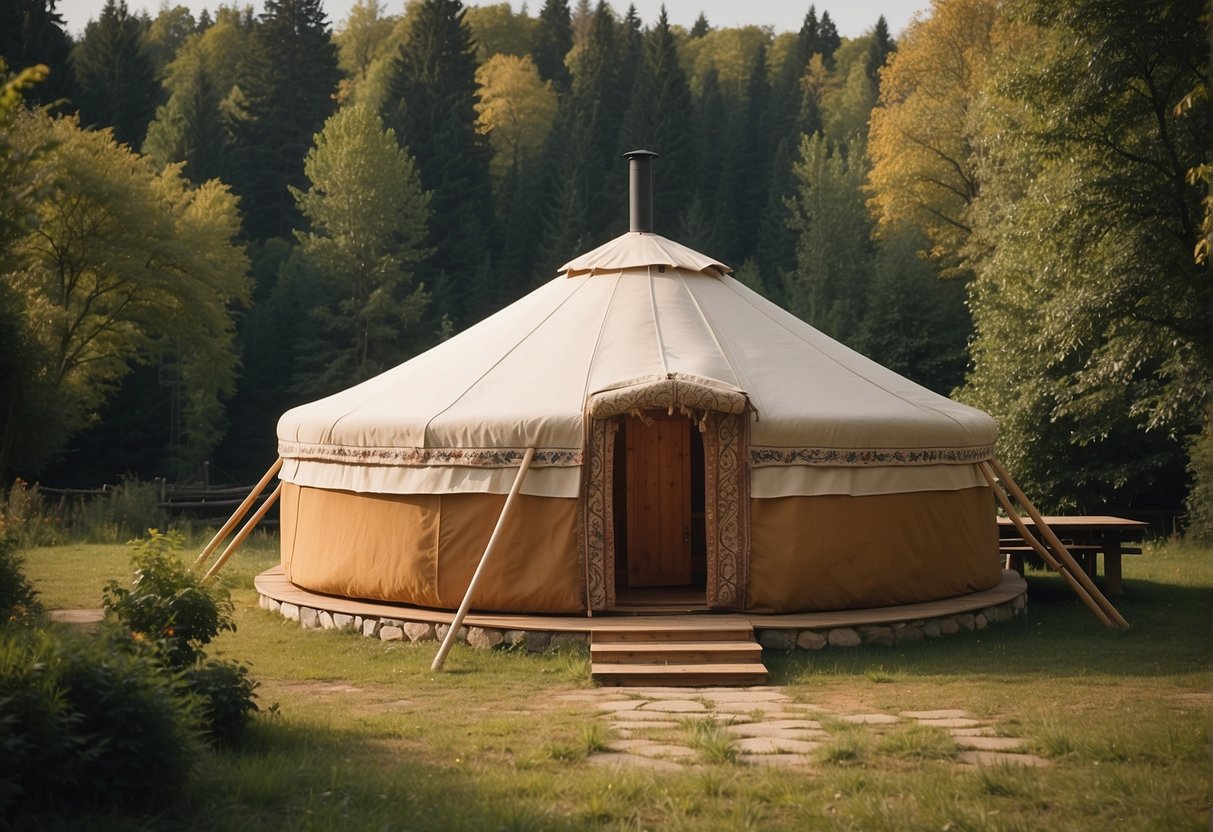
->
xmin=591 ymin=625 xmax=768 ymax=686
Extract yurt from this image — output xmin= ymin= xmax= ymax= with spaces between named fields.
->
xmin=275 ymin=152 xmax=1001 ymax=616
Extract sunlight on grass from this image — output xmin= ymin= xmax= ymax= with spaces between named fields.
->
xmin=876 ymin=722 xmax=957 ymax=761
xmin=682 ymin=717 xmax=740 ymax=764
xmin=11 ymin=536 xmax=1212 ymax=830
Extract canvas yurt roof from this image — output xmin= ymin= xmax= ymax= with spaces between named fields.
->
xmin=277 ymin=214 xmax=997 ymax=503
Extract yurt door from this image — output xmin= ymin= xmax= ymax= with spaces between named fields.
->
xmin=624 ymin=413 xmax=692 ymax=586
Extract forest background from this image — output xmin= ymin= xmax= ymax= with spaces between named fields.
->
xmin=0 ymin=0 xmax=1208 ymax=535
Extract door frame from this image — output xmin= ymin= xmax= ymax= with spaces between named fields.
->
xmin=580 ymin=383 xmax=751 ymax=611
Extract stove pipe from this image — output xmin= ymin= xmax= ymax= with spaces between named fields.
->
xmin=625 ymin=149 xmax=659 ymax=233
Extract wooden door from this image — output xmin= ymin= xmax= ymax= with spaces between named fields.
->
xmin=625 ymin=413 xmax=692 ymax=586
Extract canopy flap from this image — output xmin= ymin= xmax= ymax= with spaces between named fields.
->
xmin=587 ymin=375 xmax=749 ymax=420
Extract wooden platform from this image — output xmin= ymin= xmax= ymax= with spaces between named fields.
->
xmin=254 ymin=566 xmax=1027 ymax=635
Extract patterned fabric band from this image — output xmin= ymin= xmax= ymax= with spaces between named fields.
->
xmin=749 ymin=445 xmax=994 ymax=467
xmin=277 ymin=442 xmax=582 ymax=468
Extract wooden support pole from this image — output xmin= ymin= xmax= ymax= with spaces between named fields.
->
xmin=979 ymin=463 xmax=1114 ymax=628
xmin=202 ymin=483 xmax=282 ymax=583
xmin=432 ymin=448 xmax=535 ymax=672
xmin=193 ymin=457 xmax=283 ymax=570
xmin=984 ymin=458 xmax=1128 ymax=628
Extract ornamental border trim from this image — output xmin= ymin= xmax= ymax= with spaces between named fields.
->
xmin=749 ymin=446 xmax=994 ymax=467
xmin=277 ymin=442 xmax=582 ymax=468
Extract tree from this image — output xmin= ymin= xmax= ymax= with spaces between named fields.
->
xmin=4 ymin=112 xmax=250 ymax=475
xmin=0 ymin=63 xmax=59 ymax=482
xmin=475 ymin=53 xmax=558 ymax=181
xmin=336 ymin=0 xmax=397 ymax=85
xmin=961 ymin=0 xmax=1209 ymax=513
xmin=619 ymin=7 xmax=696 ymax=236
xmin=465 ymin=3 xmax=535 ymax=61
xmin=859 ymin=225 xmax=970 ymax=394
xmin=143 ymin=8 xmax=253 ymax=183
xmin=144 ymin=4 xmax=196 ymax=78
xmin=866 ymin=0 xmax=999 ymax=277
xmin=292 ymin=106 xmax=432 ymax=391
xmin=229 ymin=0 xmax=340 ymax=241
xmin=532 ymin=0 xmax=572 ymax=91
xmin=71 ymin=0 xmax=160 ymax=147
xmin=0 ymin=0 xmax=75 ymax=108
xmin=142 ymin=54 xmax=228 ymax=183
xmin=690 ymin=12 xmax=710 ymax=38
xmin=385 ymin=0 xmax=494 ymax=325
xmin=785 ymin=133 xmax=873 ymax=345
xmin=866 ymin=14 xmax=896 ymax=89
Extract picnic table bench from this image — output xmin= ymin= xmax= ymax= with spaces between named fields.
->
xmin=997 ymin=515 xmax=1147 ymax=595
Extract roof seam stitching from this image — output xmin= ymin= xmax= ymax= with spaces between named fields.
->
xmin=421 ymin=277 xmax=593 ymax=441
xmin=648 ymin=265 xmax=669 ymax=377
xmin=581 ymin=272 xmax=623 ymax=405
xmin=721 ymin=276 xmax=970 ymax=428
xmin=676 ymin=271 xmax=751 ymax=400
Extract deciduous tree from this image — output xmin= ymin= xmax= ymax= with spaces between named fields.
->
xmin=866 ymin=0 xmax=999 ymax=277
xmin=292 ymin=105 xmax=432 ymax=391
xmin=5 ymin=112 xmax=250 ymax=474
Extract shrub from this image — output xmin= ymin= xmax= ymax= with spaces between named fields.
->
xmin=0 ymin=479 xmax=63 ymax=548
xmin=54 ymin=631 xmax=200 ymax=806
xmin=0 ymin=534 xmax=41 ymax=627
xmin=185 ymin=659 xmax=260 ymax=747
xmin=0 ymin=629 xmax=197 ymax=813
xmin=0 ymin=630 xmax=87 ymax=815
xmin=103 ymin=529 xmax=235 ymax=668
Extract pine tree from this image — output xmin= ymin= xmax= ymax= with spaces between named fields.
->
xmin=228 ymin=0 xmax=340 ymax=242
xmin=690 ymin=12 xmax=710 ymax=38
xmin=866 ymin=15 xmax=895 ymax=89
xmin=72 ymin=0 xmax=160 ymax=147
xmin=384 ymin=0 xmax=493 ymax=326
xmin=143 ymin=58 xmax=228 ymax=183
xmin=618 ymin=7 xmax=695 ymax=236
xmin=0 ymin=0 xmax=75 ymax=107
xmin=817 ymin=10 xmax=841 ymax=68
xmin=532 ymin=0 xmax=572 ymax=92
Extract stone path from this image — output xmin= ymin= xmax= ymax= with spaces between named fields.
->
xmin=555 ymin=687 xmax=1050 ymax=770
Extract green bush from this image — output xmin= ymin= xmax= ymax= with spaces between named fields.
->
xmin=0 ymin=629 xmax=197 ymax=814
xmin=103 ymin=529 xmax=235 ymax=668
xmin=185 ymin=659 xmax=260 ymax=747
xmin=0 ymin=534 xmax=41 ymax=627
xmin=55 ymin=631 xmax=200 ymax=806
xmin=0 ymin=479 xmax=63 ymax=548
xmin=0 ymin=630 xmax=88 ymax=815
xmin=103 ymin=530 xmax=258 ymax=747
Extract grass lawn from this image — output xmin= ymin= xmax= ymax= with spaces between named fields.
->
xmin=14 ymin=536 xmax=1212 ymax=831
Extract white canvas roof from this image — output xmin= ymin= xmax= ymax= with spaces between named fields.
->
xmin=278 ymin=232 xmax=997 ymax=498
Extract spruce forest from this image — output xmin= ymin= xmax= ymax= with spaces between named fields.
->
xmin=0 ymin=0 xmax=1208 ymax=531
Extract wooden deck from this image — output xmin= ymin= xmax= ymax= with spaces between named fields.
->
xmin=254 ymin=567 xmax=1027 ymax=634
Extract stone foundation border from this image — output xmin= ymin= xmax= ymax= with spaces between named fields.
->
xmin=256 ymin=567 xmax=1027 ymax=654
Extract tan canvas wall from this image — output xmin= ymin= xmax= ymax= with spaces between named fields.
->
xmin=747 ymin=486 xmax=1001 ymax=612
xmin=281 ymin=483 xmax=583 ymax=613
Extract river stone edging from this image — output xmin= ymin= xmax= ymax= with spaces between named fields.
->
xmin=257 ymin=589 xmax=1026 ymax=652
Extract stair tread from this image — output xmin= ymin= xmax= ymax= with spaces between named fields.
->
xmin=592 ymin=662 xmax=768 ymax=674
xmin=591 ymin=641 xmax=759 ymax=652
xmin=592 ymin=629 xmax=753 ymax=642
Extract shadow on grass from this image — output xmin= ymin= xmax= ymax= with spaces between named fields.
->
xmin=17 ymin=714 xmax=596 ymax=832
xmin=767 ymin=569 xmax=1213 ymax=683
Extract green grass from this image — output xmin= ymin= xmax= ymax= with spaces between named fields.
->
xmin=12 ymin=536 xmax=1213 ymax=830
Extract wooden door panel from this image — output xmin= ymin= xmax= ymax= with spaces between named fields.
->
xmin=626 ymin=414 xmax=691 ymax=586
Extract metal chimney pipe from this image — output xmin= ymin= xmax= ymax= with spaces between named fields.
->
xmin=624 ymin=149 xmax=659 ymax=233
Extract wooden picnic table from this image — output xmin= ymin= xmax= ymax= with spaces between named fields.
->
xmin=997 ymin=515 xmax=1148 ymax=595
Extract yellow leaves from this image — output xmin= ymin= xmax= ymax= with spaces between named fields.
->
xmin=474 ymin=54 xmax=557 ymax=181
xmin=866 ymin=0 xmax=1002 ymax=276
